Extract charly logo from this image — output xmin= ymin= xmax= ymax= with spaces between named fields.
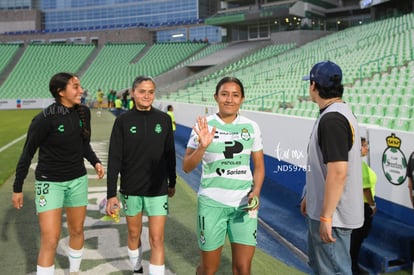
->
xmin=154 ymin=124 xmax=162 ymax=134
xmin=57 ymin=124 xmax=64 ymax=132
xmin=382 ymin=133 xmax=407 ymax=185
xmin=130 ymin=126 xmax=137 ymax=134
xmin=240 ymin=128 xmax=251 ymax=141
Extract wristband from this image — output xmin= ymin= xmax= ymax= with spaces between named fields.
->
xmin=370 ymin=203 xmax=376 ymax=209
xmin=320 ymin=216 xmax=332 ymax=223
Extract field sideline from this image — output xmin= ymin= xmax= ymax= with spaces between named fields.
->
xmin=0 ymin=109 xmax=305 ymax=274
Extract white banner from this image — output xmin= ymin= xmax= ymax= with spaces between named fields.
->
xmin=0 ymin=98 xmax=54 ymax=110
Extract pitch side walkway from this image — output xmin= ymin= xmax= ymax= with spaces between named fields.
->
xmin=0 ymin=110 xmax=177 ymax=275
xmin=0 ymin=150 xmax=176 ymax=275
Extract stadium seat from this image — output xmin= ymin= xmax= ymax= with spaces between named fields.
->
xmin=0 ymin=44 xmax=95 ymax=99
xmin=394 ymin=118 xmax=410 ymax=131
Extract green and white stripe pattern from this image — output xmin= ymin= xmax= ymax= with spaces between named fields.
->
xmin=187 ymin=114 xmax=263 ymax=207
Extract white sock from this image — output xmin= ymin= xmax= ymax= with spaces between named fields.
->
xmin=68 ymin=246 xmax=84 ymax=272
xmin=128 ymin=246 xmax=142 ymax=270
xmin=37 ymin=264 xmax=54 ymax=275
xmin=149 ymin=264 xmax=165 ymax=275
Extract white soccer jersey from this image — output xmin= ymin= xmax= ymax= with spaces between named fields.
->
xmin=187 ymin=114 xmax=263 ymax=207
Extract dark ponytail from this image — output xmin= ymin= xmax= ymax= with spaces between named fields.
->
xmin=75 ymin=104 xmax=91 ymax=142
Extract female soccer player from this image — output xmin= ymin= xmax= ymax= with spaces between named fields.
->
xmin=183 ymin=76 xmax=265 ymax=275
xmin=12 ymin=72 xmax=104 ymax=275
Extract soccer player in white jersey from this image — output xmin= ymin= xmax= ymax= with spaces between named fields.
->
xmin=183 ymin=76 xmax=265 ymax=275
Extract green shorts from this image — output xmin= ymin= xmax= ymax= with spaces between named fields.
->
xmin=35 ymin=175 xmax=88 ymax=213
xmin=197 ymin=196 xmax=258 ymax=251
xmin=120 ymin=194 xmax=168 ymax=217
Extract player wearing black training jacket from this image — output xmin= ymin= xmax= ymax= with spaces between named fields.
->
xmin=12 ymin=72 xmax=104 ymax=275
xmin=106 ymin=76 xmax=176 ymax=275
xmin=106 ymin=107 xmax=176 ymax=198
xmin=14 ymin=103 xmax=100 ymax=189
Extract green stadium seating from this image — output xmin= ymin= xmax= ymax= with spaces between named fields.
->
xmin=163 ymin=12 xmax=414 ymax=130
xmin=80 ymin=43 xmax=147 ymax=95
xmin=0 ymin=44 xmax=95 ymax=99
xmin=81 ymin=42 xmax=207 ymax=98
xmin=175 ymin=43 xmax=228 ymax=69
xmin=0 ymin=44 xmax=20 ymax=74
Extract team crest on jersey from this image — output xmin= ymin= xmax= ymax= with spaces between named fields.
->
xmin=199 ymin=230 xmax=206 ymax=245
xmin=39 ymin=195 xmax=47 ymax=207
xmin=154 ymin=124 xmax=162 ymax=134
xmin=240 ymin=128 xmax=251 ymax=141
xmin=382 ymin=133 xmax=407 ymax=185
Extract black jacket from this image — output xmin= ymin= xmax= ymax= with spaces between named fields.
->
xmin=14 ymin=103 xmax=100 ymax=192
xmin=107 ymin=107 xmax=176 ymax=198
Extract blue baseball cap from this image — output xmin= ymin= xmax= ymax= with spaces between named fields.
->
xmin=302 ymin=61 xmax=342 ymax=87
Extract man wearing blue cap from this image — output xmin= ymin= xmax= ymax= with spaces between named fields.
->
xmin=300 ymin=61 xmax=364 ymax=275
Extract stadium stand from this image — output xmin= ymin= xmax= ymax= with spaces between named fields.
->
xmin=81 ymin=42 xmax=207 ymax=99
xmin=163 ymin=13 xmax=414 ymax=132
xmin=80 ymin=43 xmax=147 ymax=94
xmin=174 ymin=42 xmax=229 ymax=69
xmin=171 ymin=43 xmax=295 ymax=105
xmin=0 ymin=44 xmax=20 ymax=75
xmin=136 ymin=42 xmax=207 ymax=77
xmin=0 ymin=44 xmax=94 ymax=99
xmin=0 ymin=42 xmax=209 ymax=100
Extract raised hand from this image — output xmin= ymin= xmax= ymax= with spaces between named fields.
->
xmin=193 ymin=116 xmax=216 ymax=149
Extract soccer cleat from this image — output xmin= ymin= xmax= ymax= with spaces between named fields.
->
xmin=133 ymin=266 xmax=143 ymax=273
